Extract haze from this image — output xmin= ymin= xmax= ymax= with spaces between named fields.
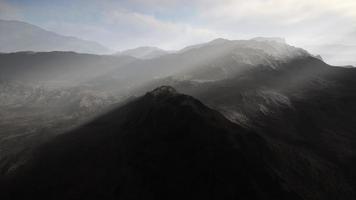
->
xmin=0 ymin=0 xmax=355 ymax=66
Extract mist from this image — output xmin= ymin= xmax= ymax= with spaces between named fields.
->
xmin=1 ymin=1 xmax=356 ymax=200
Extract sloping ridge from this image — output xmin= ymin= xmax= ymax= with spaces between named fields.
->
xmin=118 ymin=46 xmax=170 ymax=59
xmin=1 ymin=86 xmax=300 ymax=200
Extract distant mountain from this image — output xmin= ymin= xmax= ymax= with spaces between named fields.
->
xmin=0 ymin=37 xmax=311 ymax=83
xmin=0 ymin=19 xmax=112 ymax=54
xmin=1 ymin=86 xmax=305 ymax=200
xmin=92 ymin=37 xmax=311 ymax=90
xmin=117 ymin=46 xmax=172 ymax=59
xmin=0 ymin=38 xmax=310 ymax=89
xmin=180 ymin=37 xmax=288 ymax=53
xmin=0 ymin=51 xmax=136 ymax=86
xmin=179 ymin=38 xmax=231 ymax=52
xmin=251 ymin=37 xmax=286 ymax=43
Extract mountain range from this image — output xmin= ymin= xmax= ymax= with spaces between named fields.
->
xmin=1 ymin=36 xmax=356 ymax=199
xmin=0 ymin=19 xmax=355 ymax=67
xmin=1 ymin=86 xmax=305 ymax=200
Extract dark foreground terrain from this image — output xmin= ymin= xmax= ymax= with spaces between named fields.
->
xmin=1 ymin=86 xmax=301 ymax=200
xmin=1 ymin=86 xmax=355 ymax=200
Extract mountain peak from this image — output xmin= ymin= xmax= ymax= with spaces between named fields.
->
xmin=127 ymin=46 xmax=162 ymax=51
xmin=147 ymin=85 xmax=178 ymax=97
xmin=118 ymin=46 xmax=170 ymax=59
xmin=251 ymin=37 xmax=286 ymax=44
xmin=209 ymin=38 xmax=230 ymax=45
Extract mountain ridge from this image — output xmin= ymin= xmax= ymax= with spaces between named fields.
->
xmin=1 ymin=36 xmax=356 ymax=199
xmin=1 ymin=86 xmax=303 ymax=200
xmin=116 ymin=46 xmax=172 ymax=59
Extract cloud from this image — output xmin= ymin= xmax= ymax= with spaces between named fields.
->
xmin=101 ymin=9 xmax=219 ymax=50
xmin=191 ymin=0 xmax=356 ymax=45
xmin=1 ymin=0 xmax=356 ymax=54
xmin=95 ymin=0 xmax=356 ymax=49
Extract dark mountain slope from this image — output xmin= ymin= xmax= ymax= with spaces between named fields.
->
xmin=136 ymin=56 xmax=356 ymax=197
xmin=174 ymin=57 xmax=356 ymax=163
xmin=138 ymin=57 xmax=356 ymax=154
xmin=0 ymin=51 xmax=136 ymax=172
xmin=1 ymin=86 xmax=305 ymax=200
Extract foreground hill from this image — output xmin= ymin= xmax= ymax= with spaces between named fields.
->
xmin=0 ymin=19 xmax=111 ymax=54
xmin=138 ymin=56 xmax=356 ymax=198
xmin=1 ymin=86 xmax=305 ymax=200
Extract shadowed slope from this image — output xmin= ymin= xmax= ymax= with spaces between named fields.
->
xmin=1 ymin=86 xmax=300 ymax=200
xmin=132 ymin=57 xmax=356 ymax=199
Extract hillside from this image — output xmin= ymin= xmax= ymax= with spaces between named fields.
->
xmin=0 ymin=87 xmax=309 ymax=200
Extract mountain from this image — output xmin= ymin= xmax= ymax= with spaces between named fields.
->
xmin=0 ymin=38 xmax=313 ymax=177
xmin=136 ymin=57 xmax=356 ymax=199
xmin=179 ymin=37 xmax=292 ymax=56
xmin=117 ymin=46 xmax=172 ymax=59
xmin=179 ymin=38 xmax=231 ymax=52
xmin=0 ymin=38 xmax=321 ymax=161
xmin=0 ymin=86 xmax=317 ymax=200
xmin=0 ymin=37 xmax=310 ymax=93
xmin=0 ymin=37 xmax=311 ymax=88
xmin=251 ymin=37 xmax=286 ymax=43
xmin=0 ymin=51 xmax=136 ymax=86
xmin=0 ymin=19 xmax=112 ymax=54
xmin=1 ymin=38 xmax=356 ymax=199
xmin=90 ymin=37 xmax=311 ymax=92
xmin=0 ymin=52 xmax=137 ymax=166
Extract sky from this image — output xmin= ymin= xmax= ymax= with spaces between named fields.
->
xmin=1 ymin=0 xmax=356 ymax=55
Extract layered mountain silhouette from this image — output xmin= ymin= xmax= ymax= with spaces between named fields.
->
xmin=1 ymin=37 xmax=356 ymax=199
xmin=0 ymin=51 xmax=136 ymax=86
xmin=0 ymin=19 xmax=111 ymax=54
xmin=0 ymin=37 xmax=311 ymax=89
xmin=90 ymin=37 xmax=313 ymax=91
xmin=1 ymin=86 xmax=304 ymax=200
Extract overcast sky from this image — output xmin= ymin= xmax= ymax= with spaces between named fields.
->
xmin=1 ymin=0 xmax=356 ymax=53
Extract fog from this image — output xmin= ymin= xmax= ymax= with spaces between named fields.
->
xmin=0 ymin=0 xmax=355 ymax=66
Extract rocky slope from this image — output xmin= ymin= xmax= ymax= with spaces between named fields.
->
xmin=0 ymin=87 xmax=311 ymax=200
